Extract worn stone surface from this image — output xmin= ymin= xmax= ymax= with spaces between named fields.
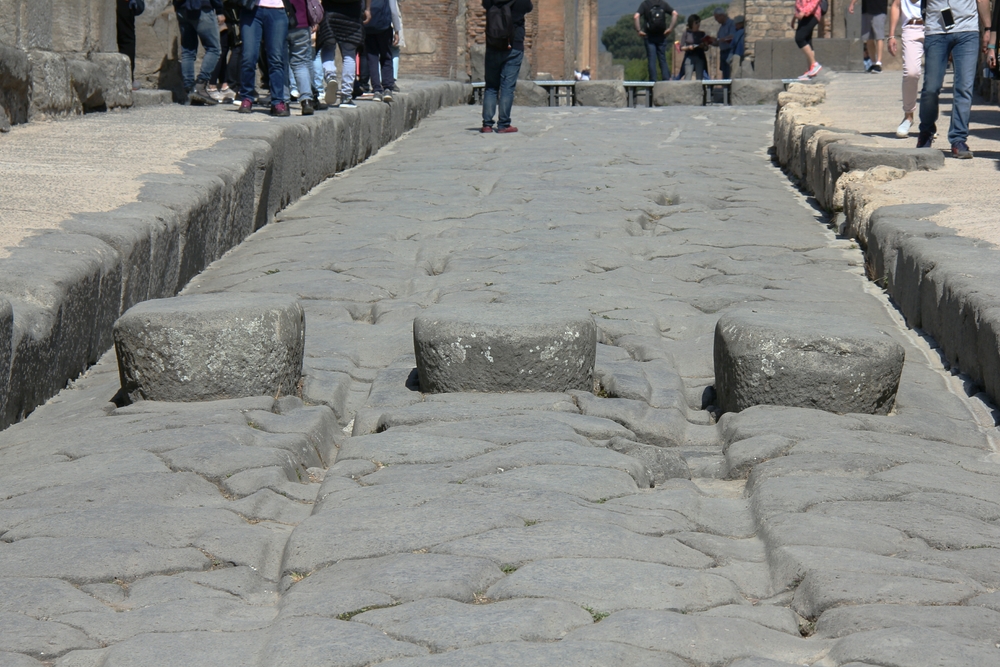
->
xmin=731 ymin=79 xmax=786 ymax=105
xmin=574 ymin=81 xmax=627 ymax=107
xmin=714 ymin=309 xmax=905 ymax=415
xmin=514 ymin=80 xmax=549 ymax=107
xmin=652 ymin=81 xmax=703 ymax=106
xmin=413 ymin=304 xmax=596 ymax=393
xmin=113 ymin=294 xmax=305 ymax=402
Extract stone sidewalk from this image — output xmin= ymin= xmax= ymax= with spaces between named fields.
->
xmin=1 ymin=102 xmax=999 ymax=667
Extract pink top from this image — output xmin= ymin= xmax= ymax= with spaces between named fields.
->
xmin=259 ymin=0 xmax=285 ymax=8
xmin=795 ymin=0 xmax=822 ymax=19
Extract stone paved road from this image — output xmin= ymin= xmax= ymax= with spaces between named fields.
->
xmin=2 ymin=105 xmax=1000 ymax=667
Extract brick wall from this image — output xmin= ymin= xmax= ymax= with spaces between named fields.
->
xmin=400 ymin=0 xmax=460 ymax=79
xmin=744 ymin=0 xmax=834 ymax=58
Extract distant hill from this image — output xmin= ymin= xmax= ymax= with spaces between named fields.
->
xmin=599 ymin=0 xmax=721 ymax=39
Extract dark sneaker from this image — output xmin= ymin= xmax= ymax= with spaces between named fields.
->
xmin=951 ymin=141 xmax=973 ymax=159
xmin=916 ymin=132 xmax=933 ymax=149
xmin=271 ymin=102 xmax=290 ymax=117
xmin=373 ymin=91 xmax=383 ymax=102
xmin=480 ymin=125 xmax=494 ymax=133
xmin=189 ymin=82 xmax=218 ymax=105
xmin=238 ymin=98 xmax=253 ymax=114
xmin=340 ymin=98 xmax=357 ymax=108
xmin=301 ymin=99 xmax=314 ymax=116
xmin=496 ymin=126 xmax=519 ymax=134
xmin=870 ymin=63 xmax=882 ymax=73
xmin=325 ymin=85 xmax=338 ymax=106
xmin=314 ymin=99 xmax=328 ymax=111
xmin=382 ymin=89 xmax=393 ymax=103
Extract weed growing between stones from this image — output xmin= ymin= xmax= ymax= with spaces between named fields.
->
xmin=337 ymin=604 xmax=398 ymax=621
xmin=501 ymin=564 xmax=518 ymax=574
xmin=583 ymin=606 xmax=610 ymax=622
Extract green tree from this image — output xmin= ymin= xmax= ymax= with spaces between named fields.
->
xmin=601 ymin=14 xmax=645 ymax=61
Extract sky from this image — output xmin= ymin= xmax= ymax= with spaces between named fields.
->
xmin=599 ymin=0 xmax=719 ymax=38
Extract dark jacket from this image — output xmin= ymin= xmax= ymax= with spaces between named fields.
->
xmin=368 ymin=0 xmax=392 ymax=32
xmin=173 ymin=0 xmax=223 ymax=13
xmin=482 ymin=0 xmax=533 ymax=50
xmin=318 ymin=0 xmax=364 ymax=48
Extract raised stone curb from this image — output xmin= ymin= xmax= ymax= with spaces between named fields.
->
xmin=771 ymin=83 xmax=1000 ymax=406
xmin=714 ymin=309 xmax=904 ymax=415
xmin=0 ymin=81 xmax=471 ymax=428
xmin=113 ymin=294 xmax=305 ymax=402
xmin=652 ymin=81 xmax=703 ymax=106
xmin=413 ymin=304 xmax=597 ymax=393
xmin=731 ymin=79 xmax=785 ymax=105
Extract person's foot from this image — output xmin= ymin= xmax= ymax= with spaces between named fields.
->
xmin=871 ymin=62 xmax=882 ymax=73
xmin=132 ymin=80 xmax=141 ymax=91
xmin=220 ymin=87 xmax=236 ymax=101
xmin=271 ymin=101 xmax=290 ymax=117
xmin=209 ymin=88 xmax=226 ymax=102
xmin=314 ymin=99 xmax=328 ymax=111
xmin=290 ymin=89 xmax=299 ymax=101
xmin=358 ymin=92 xmax=375 ymax=100
xmin=373 ymin=91 xmax=383 ymax=102
xmin=480 ymin=125 xmax=494 ymax=133
xmin=951 ymin=141 xmax=974 ymax=159
xmin=233 ymin=97 xmax=244 ymax=106
xmin=238 ymin=98 xmax=253 ymax=114
xmin=806 ymin=62 xmax=822 ymax=77
xmin=301 ymin=99 xmax=314 ymax=116
xmin=382 ymin=89 xmax=393 ymax=103
xmin=496 ymin=126 xmax=518 ymax=134
xmin=896 ymin=118 xmax=912 ymax=138
xmin=916 ymin=131 xmax=933 ymax=149
xmin=324 ymin=83 xmax=338 ymax=106
xmin=189 ymin=82 xmax=219 ymax=105
xmin=339 ymin=97 xmax=357 ymax=108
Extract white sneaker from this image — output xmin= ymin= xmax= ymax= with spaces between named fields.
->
xmin=896 ymin=118 xmax=912 ymax=138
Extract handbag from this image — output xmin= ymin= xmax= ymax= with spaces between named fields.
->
xmin=306 ymin=0 xmax=325 ymax=26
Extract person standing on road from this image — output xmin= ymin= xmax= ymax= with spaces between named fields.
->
xmin=792 ymin=0 xmax=823 ymax=79
xmin=480 ymin=0 xmax=533 ymax=134
xmin=887 ymin=0 xmax=923 ymax=137
xmin=679 ymin=14 xmax=708 ymax=80
xmin=849 ymin=0 xmax=888 ymax=72
xmin=317 ymin=0 xmax=370 ymax=108
xmin=173 ymin=0 xmax=224 ymax=105
xmin=916 ymin=0 xmax=990 ymax=157
xmin=116 ymin=0 xmax=144 ymax=90
xmin=711 ymin=8 xmax=737 ymax=79
xmin=634 ymin=0 xmax=678 ymax=82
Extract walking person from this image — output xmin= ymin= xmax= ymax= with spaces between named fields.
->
xmin=116 ymin=0 xmax=144 ymax=90
xmin=887 ymin=0 xmax=923 ymax=137
xmin=286 ymin=0 xmax=317 ymax=115
xmin=237 ymin=0 xmax=290 ymax=115
xmin=480 ymin=0 xmax=533 ymax=134
xmin=173 ymin=0 xmax=224 ymax=105
xmin=363 ymin=0 xmax=398 ymax=102
xmin=317 ymin=0 xmax=369 ymax=108
xmin=633 ymin=0 xmax=678 ymax=81
xmin=849 ymin=0 xmax=888 ymax=72
xmin=792 ymin=0 xmax=823 ymax=79
xmin=916 ymin=0 xmax=990 ymax=157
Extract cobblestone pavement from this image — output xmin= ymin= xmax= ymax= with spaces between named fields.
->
xmin=2 ymin=105 xmax=1000 ymax=667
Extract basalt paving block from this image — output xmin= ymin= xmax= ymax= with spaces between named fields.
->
xmin=113 ymin=294 xmax=305 ymax=402
xmin=827 ymin=627 xmax=1000 ymax=667
xmin=714 ymin=310 xmax=905 ymax=415
xmin=0 ymin=652 xmax=44 ymax=667
xmin=375 ymin=640 xmax=687 ymax=667
xmin=815 ymin=604 xmax=1000 ymax=644
xmin=412 ymin=304 xmax=596 ymax=393
xmin=0 ymin=612 xmax=97 ymax=658
xmin=258 ymin=616 xmax=428 ymax=667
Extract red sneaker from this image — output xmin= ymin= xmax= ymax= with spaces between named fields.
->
xmin=238 ymin=98 xmax=253 ymax=114
xmin=496 ymin=126 xmax=518 ymax=134
xmin=480 ymin=125 xmax=493 ymax=133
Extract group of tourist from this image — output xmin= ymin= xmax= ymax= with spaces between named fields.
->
xmin=633 ymin=1 xmax=746 ymax=82
xmin=117 ymin=0 xmax=403 ymax=117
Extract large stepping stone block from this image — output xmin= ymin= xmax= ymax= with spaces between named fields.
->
xmin=413 ymin=305 xmax=596 ymax=393
xmin=114 ymin=294 xmax=305 ymax=402
xmin=714 ymin=310 xmax=904 ymax=415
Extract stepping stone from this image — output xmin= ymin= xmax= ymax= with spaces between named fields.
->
xmin=113 ymin=294 xmax=305 ymax=402
xmin=413 ymin=304 xmax=596 ymax=393
xmin=714 ymin=309 xmax=904 ymax=415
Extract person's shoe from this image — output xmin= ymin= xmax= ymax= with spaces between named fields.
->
xmin=290 ymin=89 xmax=299 ymax=101
xmin=496 ymin=126 xmax=518 ymax=134
xmin=807 ymin=62 xmax=822 ymax=77
xmin=916 ymin=131 xmax=933 ymax=149
xmin=233 ymin=97 xmax=244 ymax=106
xmin=339 ymin=97 xmax=357 ymax=108
xmin=325 ymin=84 xmax=338 ymax=106
xmin=314 ymin=99 xmax=328 ymax=111
xmin=871 ymin=62 xmax=882 ymax=73
xmin=951 ymin=141 xmax=974 ymax=159
xmin=373 ymin=91 xmax=383 ymax=102
xmin=271 ymin=101 xmax=290 ymax=117
xmin=189 ymin=82 xmax=219 ymax=105
xmin=238 ymin=98 xmax=253 ymax=114
xmin=480 ymin=125 xmax=494 ymax=133
xmin=132 ymin=80 xmax=141 ymax=91
xmin=382 ymin=89 xmax=393 ymax=102
xmin=209 ymin=88 xmax=226 ymax=102
xmin=301 ymin=99 xmax=314 ymax=116
xmin=896 ymin=118 xmax=912 ymax=138
xmin=358 ymin=91 xmax=375 ymax=100
xmin=390 ymin=84 xmax=401 ymax=93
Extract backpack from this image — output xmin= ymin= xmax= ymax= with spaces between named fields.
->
xmin=306 ymin=0 xmax=325 ymax=25
xmin=485 ymin=0 xmax=514 ymax=51
xmin=646 ymin=4 xmax=668 ymax=35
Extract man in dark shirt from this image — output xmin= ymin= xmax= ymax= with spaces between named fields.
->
xmin=634 ymin=0 xmax=678 ymax=81
xmin=849 ymin=0 xmax=888 ymax=71
xmin=481 ymin=0 xmax=533 ymax=134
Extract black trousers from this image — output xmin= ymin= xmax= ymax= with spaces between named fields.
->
xmin=364 ymin=27 xmax=394 ymax=93
xmin=116 ymin=0 xmax=136 ymax=78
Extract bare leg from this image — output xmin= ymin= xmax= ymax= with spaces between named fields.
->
xmin=801 ymin=44 xmax=816 ymax=69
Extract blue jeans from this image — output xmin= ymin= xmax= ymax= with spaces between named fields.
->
xmin=287 ymin=26 xmax=314 ymax=102
xmin=239 ymin=6 xmax=288 ymax=106
xmin=483 ymin=47 xmax=523 ymax=129
xmin=321 ymin=42 xmax=358 ymax=99
xmin=719 ymin=49 xmax=732 ymax=79
xmin=919 ymin=30 xmax=978 ymax=145
xmin=645 ymin=35 xmax=668 ymax=81
xmin=312 ymin=51 xmax=325 ymax=96
xmin=177 ymin=8 xmax=221 ymax=91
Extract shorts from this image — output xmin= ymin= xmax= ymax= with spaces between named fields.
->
xmin=862 ymin=12 xmax=886 ymax=41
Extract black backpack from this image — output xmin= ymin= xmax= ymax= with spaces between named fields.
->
xmin=647 ymin=4 xmax=668 ymax=35
xmin=486 ymin=0 xmax=515 ymax=51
